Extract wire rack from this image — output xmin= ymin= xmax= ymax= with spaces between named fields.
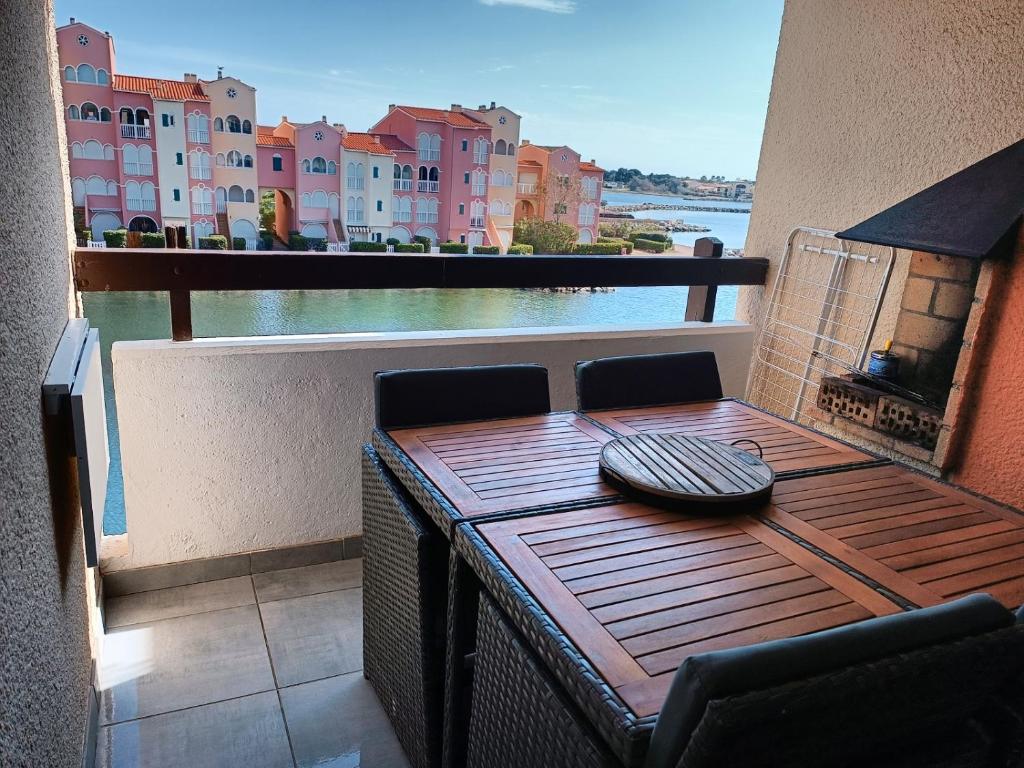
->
xmin=747 ymin=227 xmax=895 ymax=422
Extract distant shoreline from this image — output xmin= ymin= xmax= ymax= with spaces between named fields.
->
xmin=602 ymin=188 xmax=751 ymax=204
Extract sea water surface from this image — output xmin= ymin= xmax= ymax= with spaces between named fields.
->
xmin=91 ymin=191 xmax=751 ymax=534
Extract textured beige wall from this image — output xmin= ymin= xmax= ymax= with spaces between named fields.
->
xmin=0 ymin=2 xmax=93 ymax=766
xmin=741 ymin=0 xmax=1024 ymax=346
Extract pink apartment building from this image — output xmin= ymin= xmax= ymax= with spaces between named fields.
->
xmin=58 ymin=19 xmax=604 ymax=251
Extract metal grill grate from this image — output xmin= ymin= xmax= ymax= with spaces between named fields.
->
xmin=747 ymin=227 xmax=895 ymax=421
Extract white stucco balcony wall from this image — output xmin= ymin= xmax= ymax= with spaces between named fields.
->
xmin=109 ymin=322 xmax=754 ymax=571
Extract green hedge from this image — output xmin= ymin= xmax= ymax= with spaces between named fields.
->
xmin=508 ymin=244 xmax=534 ymax=255
xmin=439 ymin=242 xmax=469 ymax=254
xmin=633 ymin=238 xmax=671 ymax=253
xmin=350 ymin=241 xmax=388 ymax=252
xmin=627 ymin=232 xmax=671 ymax=244
xmin=260 ymin=236 xmax=274 ymax=250
xmin=232 ymin=237 xmax=247 ymax=250
xmin=288 ymin=234 xmax=308 ymax=251
xmin=595 ymin=237 xmax=633 ymax=254
xmin=413 ymin=235 xmax=432 ymax=251
xmin=386 ymin=237 xmax=400 ymax=246
xmin=307 ymin=238 xmax=327 ymax=252
xmin=140 ymin=232 xmax=165 ymax=248
xmin=103 ymin=229 xmax=127 ymax=248
xmin=472 ymin=245 xmax=499 ymax=254
xmin=572 ymin=242 xmax=626 ymax=255
xmin=199 ymin=235 xmax=228 ymax=250
xmin=393 ymin=243 xmax=424 ymax=253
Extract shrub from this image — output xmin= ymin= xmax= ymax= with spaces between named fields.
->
xmin=103 ymin=229 xmax=127 ymax=248
xmin=471 ymin=245 xmax=499 ymax=254
xmin=394 ymin=243 xmax=424 ymax=253
xmin=199 ymin=235 xmax=228 ymax=250
xmin=386 ymin=237 xmax=400 ymax=246
xmin=260 ymin=236 xmax=274 ymax=251
xmin=307 ymin=238 xmax=327 ymax=252
xmin=413 ymin=235 xmax=432 ymax=251
xmin=508 ymin=244 xmax=534 ymax=255
xmin=288 ymin=234 xmax=308 ymax=251
xmin=350 ymin=241 xmax=388 ymax=252
xmin=140 ymin=232 xmax=166 ymax=248
xmin=627 ymin=232 xmax=671 ymax=243
xmin=633 ymin=238 xmax=671 ymax=253
xmin=232 ymin=237 xmax=247 ymax=250
xmin=596 ymin=237 xmax=633 ymax=254
xmin=439 ymin=242 xmax=469 ymax=254
xmin=513 ymin=218 xmax=576 ymax=255
xmin=571 ymin=243 xmax=626 ymax=255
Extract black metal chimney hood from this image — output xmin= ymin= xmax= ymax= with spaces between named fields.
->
xmin=836 ymin=138 xmax=1024 ymax=261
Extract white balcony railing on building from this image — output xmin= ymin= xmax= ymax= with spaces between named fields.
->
xmin=393 ymin=211 xmax=412 ymax=223
xmin=216 ymin=201 xmax=227 ymax=214
xmin=192 ymin=201 xmax=213 ymax=215
xmin=123 ymin=162 xmax=154 ymax=176
xmin=187 ymin=129 xmax=210 ymax=144
xmin=416 ymin=211 xmax=439 ymax=223
xmin=473 ymin=153 xmax=488 ymax=165
xmin=347 ymin=213 xmax=364 ymax=224
xmin=418 ymin=149 xmax=440 ymax=161
xmin=190 ymin=166 xmax=212 ymax=180
xmin=346 ymin=178 xmax=365 ymax=190
xmin=417 ymin=180 xmax=440 ymax=193
xmin=121 ymin=124 xmax=151 ymax=139
xmin=517 ymin=183 xmax=537 ymax=195
xmin=126 ymin=197 xmax=156 ymax=212
xmin=579 ymin=215 xmax=595 ymax=226
xmin=469 ymin=216 xmax=485 ymax=228
xmin=393 ymin=179 xmax=412 ymax=191
xmin=471 ymin=185 xmax=486 ymax=196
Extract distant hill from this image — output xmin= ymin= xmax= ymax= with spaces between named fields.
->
xmin=603 ymin=168 xmax=750 ymax=197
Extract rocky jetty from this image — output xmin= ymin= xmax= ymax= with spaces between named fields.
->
xmin=603 ymin=202 xmax=749 ymax=214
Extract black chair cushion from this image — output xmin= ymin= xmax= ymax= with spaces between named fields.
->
xmin=374 ymin=364 xmax=550 ymax=430
xmin=574 ymin=351 xmax=723 ymax=411
xmin=645 ymin=594 xmax=1014 ymax=768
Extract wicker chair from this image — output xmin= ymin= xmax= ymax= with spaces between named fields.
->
xmin=574 ymin=351 xmax=723 ymax=412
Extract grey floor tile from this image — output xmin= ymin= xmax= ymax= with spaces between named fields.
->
xmin=96 ymin=691 xmax=293 ymax=768
xmin=280 ymin=672 xmax=410 ymax=768
xmin=254 ymin=559 xmax=362 ymax=603
xmin=260 ymin=589 xmax=363 ymax=687
xmin=105 ymin=575 xmax=256 ymax=628
xmin=99 ymin=604 xmax=275 ymax=725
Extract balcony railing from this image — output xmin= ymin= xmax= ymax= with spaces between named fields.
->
xmin=393 ymin=211 xmax=412 ymax=223
xmin=471 ymin=185 xmax=486 ymax=196
xmin=346 ymin=214 xmax=364 ymax=224
xmin=126 ymin=197 xmax=156 ymax=211
xmin=417 ymin=180 xmax=440 ymax=193
xmin=187 ymin=129 xmax=210 ymax=144
xmin=120 ymin=124 xmax=151 ymax=139
xmin=473 ymin=153 xmax=488 ymax=165
xmin=192 ymin=201 xmax=213 ymax=215
xmin=416 ymin=212 xmax=439 ymax=223
xmin=123 ymin=162 xmax=154 ymax=176
xmin=469 ymin=216 xmax=485 ymax=228
xmin=393 ymin=179 xmax=412 ymax=191
xmin=418 ymin=149 xmax=440 ymax=161
xmin=517 ymin=183 xmax=537 ymax=195
xmin=579 ymin=215 xmax=595 ymax=226
xmin=346 ymin=178 xmax=365 ymax=190
xmin=190 ymin=166 xmax=212 ymax=180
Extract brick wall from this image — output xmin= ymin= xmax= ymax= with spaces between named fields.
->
xmin=891 ymin=252 xmax=978 ymax=405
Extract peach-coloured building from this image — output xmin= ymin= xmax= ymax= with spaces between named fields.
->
xmin=515 ymin=142 xmax=604 ymax=243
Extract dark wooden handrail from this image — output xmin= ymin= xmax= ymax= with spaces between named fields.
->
xmin=73 ymin=248 xmax=769 ymax=340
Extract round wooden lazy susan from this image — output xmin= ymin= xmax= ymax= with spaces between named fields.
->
xmin=599 ymin=433 xmax=774 ymax=512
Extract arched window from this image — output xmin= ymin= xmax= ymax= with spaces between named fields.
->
xmin=83 ymin=140 xmax=104 ymax=160
xmin=119 ymin=106 xmax=134 ymax=125
xmin=194 ymin=220 xmax=214 ymax=240
xmin=215 ymin=153 xmax=226 ymax=167
xmin=228 ymin=184 xmax=245 ymax=203
xmin=507 ymin=143 xmax=515 ymax=156
xmin=302 ymin=159 xmax=311 ymax=173
xmin=100 ymin=107 xmax=111 ymax=122
xmin=311 ymin=156 xmax=326 ymax=174
xmin=190 ymin=150 xmax=211 ymax=179
xmin=106 ymin=180 xmax=117 ymax=196
xmin=243 ymin=154 xmax=253 ymax=168
xmin=71 ymin=142 xmax=83 ymax=159
xmin=301 ymin=193 xmax=310 ymax=207
xmin=140 ymin=182 xmax=156 ymax=209
xmin=428 ymin=166 xmax=438 ymax=182
xmin=327 ymin=161 xmax=337 ymax=175
xmin=64 ymin=66 xmax=76 ymax=82
xmin=138 ymin=145 xmax=153 ymax=174
xmin=430 ymin=134 xmax=440 ymax=154
xmin=310 ymin=190 xmax=328 ymax=208
xmin=97 ymin=69 xmax=109 ymax=85
xmin=226 ymin=150 xmax=242 ymax=167
xmin=242 ymin=119 xmax=252 ymax=134
xmin=226 ymin=115 xmax=241 ymax=133
xmin=418 ymin=166 xmax=428 ymax=181
xmin=393 ymin=164 xmax=401 ymax=178
xmin=471 ymin=170 xmax=486 ymax=195
xmin=214 ymin=117 xmax=224 ymax=132
xmin=86 ymin=176 xmax=106 ymax=196
xmin=473 ymin=137 xmax=488 ymax=164
xmin=125 ymin=181 xmax=141 ymax=206
xmin=495 ymin=139 xmax=507 ymax=155
xmin=68 ymin=105 xmax=80 ymax=120
xmin=81 ymin=102 xmax=99 ymax=121
xmin=347 ymin=196 xmax=358 ymax=222
xmin=76 ymin=64 xmax=96 ymax=83
xmin=135 ymin=108 xmax=150 ymax=126
xmin=402 ymin=164 xmax=413 ymax=180
xmin=71 ymin=178 xmax=86 ymax=205
xmin=416 ymin=132 xmax=430 ymax=159
xmin=104 ymin=144 xmax=114 ymax=161
xmin=215 ymin=186 xmax=227 ymax=212
xmin=245 ymin=189 xmax=255 ymax=203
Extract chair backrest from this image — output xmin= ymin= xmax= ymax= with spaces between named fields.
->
xmin=374 ymin=364 xmax=551 ymax=430
xmin=574 ymin=351 xmax=723 ymax=411
xmin=645 ymin=594 xmax=1021 ymax=768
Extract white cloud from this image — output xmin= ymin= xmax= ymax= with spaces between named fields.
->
xmin=479 ymin=0 xmax=576 ymax=13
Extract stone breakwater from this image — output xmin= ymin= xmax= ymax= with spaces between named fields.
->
xmin=603 ymin=202 xmax=750 ymax=214
xmin=598 ymin=215 xmax=710 ymax=233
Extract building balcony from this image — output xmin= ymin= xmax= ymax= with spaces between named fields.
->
xmin=121 ymin=124 xmax=151 ymax=140
xmin=393 ymin=211 xmax=412 ymax=223
xmin=415 ymin=211 xmax=439 ymax=223
xmin=346 ymin=214 xmax=365 ymax=224
xmin=346 ymin=179 xmax=365 ymax=190
xmin=191 ymin=201 xmax=213 ymax=215
xmin=473 ymin=153 xmax=488 ymax=165
xmin=190 ymin=167 xmax=212 ymax=180
xmin=123 ymin=162 xmax=154 ymax=177
xmin=417 ymin=149 xmax=440 ymax=162
xmin=393 ymin=179 xmax=412 ymax=191
xmin=187 ymin=129 xmax=210 ymax=144
xmin=417 ymin=180 xmax=439 ymax=193
xmin=469 ymin=216 xmax=485 ymax=228
xmin=517 ymin=182 xmax=537 ymax=195
xmin=126 ymin=196 xmax=156 ymax=211
xmin=471 ymin=185 xmax=486 ymax=196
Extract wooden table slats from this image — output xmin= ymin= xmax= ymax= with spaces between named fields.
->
xmin=587 ymin=400 xmax=878 ymax=474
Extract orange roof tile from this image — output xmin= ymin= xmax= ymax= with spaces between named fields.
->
xmin=579 ymin=161 xmax=604 ymax=173
xmin=113 ymin=74 xmax=208 ymax=101
xmin=395 ymin=105 xmax=488 ymax=128
xmin=342 ymin=132 xmax=394 ymax=156
xmin=375 ymin=134 xmax=415 ymax=153
xmin=256 ymin=133 xmax=293 ymax=148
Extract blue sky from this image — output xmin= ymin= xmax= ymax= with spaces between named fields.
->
xmin=57 ymin=0 xmax=783 ymax=179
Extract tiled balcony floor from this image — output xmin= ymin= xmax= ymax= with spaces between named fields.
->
xmin=97 ymin=558 xmax=411 ymax=768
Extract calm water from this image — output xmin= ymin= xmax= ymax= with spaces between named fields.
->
xmin=90 ymin=190 xmax=750 ymax=534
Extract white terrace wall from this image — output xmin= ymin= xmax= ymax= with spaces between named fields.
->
xmin=109 ymin=323 xmax=754 ymax=570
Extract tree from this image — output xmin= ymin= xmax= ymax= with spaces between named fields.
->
xmin=260 ymin=190 xmax=276 ymax=233
xmin=538 ymin=167 xmax=585 ymax=225
xmin=513 ymin=218 xmax=577 ymax=255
